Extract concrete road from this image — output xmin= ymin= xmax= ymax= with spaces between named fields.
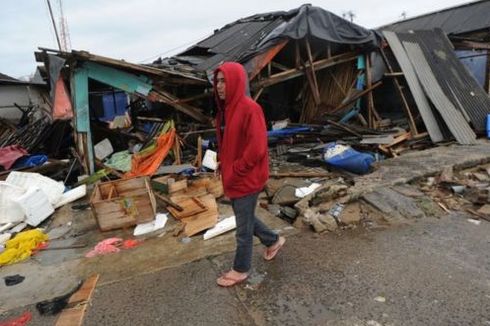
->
xmin=85 ymin=213 xmax=490 ymax=326
xmin=2 ymin=213 xmax=489 ymax=325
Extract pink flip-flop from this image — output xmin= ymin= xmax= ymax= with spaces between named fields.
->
xmin=264 ymin=236 xmax=286 ymax=261
xmin=216 ymin=271 xmax=248 ymax=287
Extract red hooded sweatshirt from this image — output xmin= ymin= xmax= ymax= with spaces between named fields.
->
xmin=214 ymin=62 xmax=269 ymax=199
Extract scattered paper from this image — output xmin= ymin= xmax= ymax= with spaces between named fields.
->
xmin=295 ymin=183 xmax=321 ymax=198
xmin=94 ymin=138 xmax=114 ymax=160
xmin=202 ymin=150 xmax=218 ymax=170
xmin=374 ymin=296 xmax=386 ymax=303
xmin=133 ymin=214 xmax=168 ymax=236
xmin=204 ymin=216 xmax=236 ymax=240
xmin=467 ymin=219 xmax=481 ymax=225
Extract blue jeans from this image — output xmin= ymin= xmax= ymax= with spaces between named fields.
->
xmin=232 ymin=192 xmax=278 ymax=273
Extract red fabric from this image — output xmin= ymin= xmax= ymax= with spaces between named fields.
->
xmin=0 ymin=311 xmax=32 ymax=326
xmin=214 ymin=62 xmax=269 ymax=199
xmin=0 ymin=145 xmax=28 ymax=170
xmin=121 ymin=239 xmax=142 ymax=249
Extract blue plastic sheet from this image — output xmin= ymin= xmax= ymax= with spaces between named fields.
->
xmin=323 ymin=143 xmax=374 ymax=174
xmin=13 ymin=155 xmax=48 ymax=169
xmin=267 ymin=127 xmax=310 ymax=137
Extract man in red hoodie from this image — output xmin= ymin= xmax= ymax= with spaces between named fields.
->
xmin=214 ymin=62 xmax=286 ymax=287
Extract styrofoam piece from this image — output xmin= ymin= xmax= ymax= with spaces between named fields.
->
xmin=6 ymin=172 xmax=65 ymax=205
xmin=94 ymin=138 xmax=114 ymax=160
xmin=13 ymin=187 xmax=54 ymax=227
xmin=133 ymin=213 xmax=168 ymax=236
xmin=0 ymin=223 xmax=15 ymax=233
xmin=203 ymin=215 xmax=236 ymax=240
xmin=0 ymin=233 xmax=11 ymax=245
xmin=10 ymin=222 xmax=27 ymax=233
xmin=295 ymin=183 xmax=321 ymax=198
xmin=0 ymin=182 xmax=26 ymax=224
xmin=54 ymin=185 xmax=87 ymax=209
xmin=202 ymin=150 xmax=218 ymax=170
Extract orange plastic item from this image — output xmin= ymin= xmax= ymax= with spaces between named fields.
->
xmin=124 ymin=128 xmax=176 ymax=178
xmin=0 ymin=311 xmax=32 ymax=326
xmin=52 ymin=77 xmax=73 ymax=120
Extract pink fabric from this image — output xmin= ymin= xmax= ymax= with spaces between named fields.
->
xmin=0 ymin=145 xmax=28 ymax=170
xmin=85 ymin=238 xmax=122 ymax=258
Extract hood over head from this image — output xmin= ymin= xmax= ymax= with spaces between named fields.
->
xmin=214 ymin=62 xmax=248 ymax=110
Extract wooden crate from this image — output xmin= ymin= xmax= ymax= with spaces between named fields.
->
xmin=90 ymin=177 xmax=156 ymax=231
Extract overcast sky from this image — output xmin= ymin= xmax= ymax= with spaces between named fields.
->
xmin=0 ymin=0 xmax=471 ymax=78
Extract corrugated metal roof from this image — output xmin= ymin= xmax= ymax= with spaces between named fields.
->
xmin=380 ymin=0 xmax=490 ymax=35
xmin=182 ymin=19 xmax=284 ymax=71
xmin=397 ymin=29 xmax=490 ymax=132
xmin=170 ymin=4 xmax=379 ymax=75
xmin=0 ymin=72 xmax=20 ymax=83
xmin=403 ymin=42 xmax=477 ymax=144
xmin=383 ymin=31 xmax=445 ymax=143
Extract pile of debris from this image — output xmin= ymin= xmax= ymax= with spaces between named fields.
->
xmin=418 ymin=164 xmax=490 ymax=223
xmin=2 ymin=3 xmax=490 ymax=264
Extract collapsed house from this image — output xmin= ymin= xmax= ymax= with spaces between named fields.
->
xmin=1 ymin=3 xmax=490 ymax=241
xmin=34 ymin=4 xmax=389 ymax=176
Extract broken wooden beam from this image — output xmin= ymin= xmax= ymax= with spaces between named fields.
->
xmin=155 ymin=193 xmax=184 ymax=212
xmin=326 ymin=120 xmax=363 ymax=138
xmin=149 ymin=90 xmax=211 ymax=123
xmin=255 ymin=52 xmax=359 ymax=89
xmin=332 ymin=81 xmax=382 ymax=113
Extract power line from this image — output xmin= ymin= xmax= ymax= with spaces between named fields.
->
xmin=138 ymin=33 xmax=211 ymax=64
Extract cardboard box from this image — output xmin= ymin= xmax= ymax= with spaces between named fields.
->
xmin=90 ymin=177 xmax=156 ymax=231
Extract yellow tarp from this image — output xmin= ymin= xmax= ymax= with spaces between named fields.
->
xmin=0 ymin=229 xmax=48 ymax=266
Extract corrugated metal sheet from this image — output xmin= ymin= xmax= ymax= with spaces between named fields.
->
xmin=398 ymin=30 xmax=490 ymax=132
xmin=383 ymin=31 xmax=445 ymax=143
xmin=380 ymin=0 xmax=490 ymax=35
xmin=194 ymin=19 xmax=284 ymax=71
xmin=403 ymin=42 xmax=477 ymax=145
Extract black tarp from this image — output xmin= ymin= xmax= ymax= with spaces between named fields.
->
xmin=257 ymin=5 xmax=380 ymax=50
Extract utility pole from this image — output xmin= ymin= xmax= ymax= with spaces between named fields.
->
xmin=46 ymin=0 xmax=62 ymax=51
xmin=58 ymin=0 xmax=71 ymax=51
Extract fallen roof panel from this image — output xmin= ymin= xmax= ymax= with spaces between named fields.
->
xmin=383 ymin=31 xmax=445 ymax=143
xmin=403 ymin=42 xmax=477 ymax=145
xmin=397 ymin=29 xmax=490 ymax=132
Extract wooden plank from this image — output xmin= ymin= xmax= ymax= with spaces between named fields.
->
xmin=181 ymin=194 xmax=218 ymax=237
xmin=383 ymin=32 xmax=444 ymax=142
xmin=68 ymin=275 xmax=100 ymax=304
xmin=155 ymin=193 xmax=184 ymax=211
xmin=85 ymin=62 xmax=152 ymax=96
xmin=55 ymin=275 xmax=99 ymax=326
xmin=326 ymin=120 xmax=362 ymax=137
xmin=55 ymin=306 xmax=87 ymax=326
xmin=379 ymin=131 xmax=412 ymax=151
xmin=167 ymin=197 xmax=207 ymax=219
xmin=255 ymin=52 xmax=358 ymax=89
xmin=332 ymin=81 xmax=382 ymax=112
xmin=305 ymin=38 xmax=321 ymax=106
xmin=149 ymin=90 xmax=210 ymax=123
